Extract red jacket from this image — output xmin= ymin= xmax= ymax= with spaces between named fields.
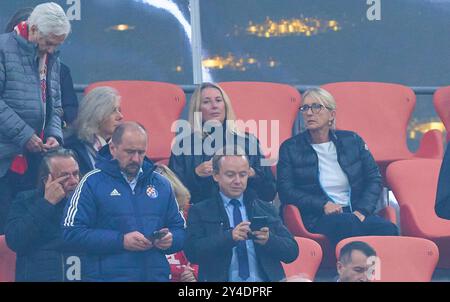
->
xmin=166 ymin=251 xmax=198 ymax=282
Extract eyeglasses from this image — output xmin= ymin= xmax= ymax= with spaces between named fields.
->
xmin=299 ymin=103 xmax=330 ymax=114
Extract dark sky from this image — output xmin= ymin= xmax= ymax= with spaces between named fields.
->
xmin=0 ymin=0 xmax=447 ymax=149
xmin=1 ymin=0 xmax=448 ymax=87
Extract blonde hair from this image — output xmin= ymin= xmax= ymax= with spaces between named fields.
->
xmin=188 ymin=82 xmax=242 ymax=137
xmin=155 ymin=164 xmax=190 ymax=211
xmin=302 ymin=87 xmax=337 ymax=129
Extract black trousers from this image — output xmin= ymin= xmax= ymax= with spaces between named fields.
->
xmin=313 ymin=211 xmax=399 ymax=246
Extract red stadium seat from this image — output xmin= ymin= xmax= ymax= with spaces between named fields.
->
xmin=433 ymin=86 xmax=450 ymax=141
xmin=282 ymin=237 xmax=322 ymax=281
xmin=386 ymin=159 xmax=450 ymax=268
xmin=0 ymin=235 xmax=15 ymax=282
xmin=321 ymin=82 xmax=443 ymax=175
xmin=85 ymin=81 xmax=186 ymax=162
xmin=336 ymin=236 xmax=439 ymax=282
xmin=283 ymin=205 xmax=334 ymax=268
xmin=155 ymin=159 xmax=169 ymax=166
xmin=283 ymin=205 xmax=397 ymax=268
xmin=219 ymin=82 xmax=302 ymax=174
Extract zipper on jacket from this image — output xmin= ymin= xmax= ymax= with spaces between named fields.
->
xmin=309 ymin=144 xmax=329 ymax=200
xmin=125 ymin=176 xmax=149 ymax=281
xmin=334 ymin=140 xmax=354 ymax=212
xmin=31 ymin=55 xmax=46 ymax=134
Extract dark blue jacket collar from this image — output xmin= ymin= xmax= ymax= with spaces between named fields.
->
xmin=96 ymin=146 xmax=156 ymax=181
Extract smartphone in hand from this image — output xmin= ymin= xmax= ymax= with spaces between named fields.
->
xmin=250 ymin=216 xmax=269 ymax=232
xmin=146 ymin=230 xmax=168 ymax=242
xmin=248 ymin=216 xmax=268 ymax=239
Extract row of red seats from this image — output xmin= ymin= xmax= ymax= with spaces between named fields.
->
xmin=0 ymin=234 xmax=438 ymax=282
xmin=86 ymin=80 xmax=450 ymax=271
xmin=0 ymin=81 xmax=447 ymax=281
xmin=282 ymin=235 xmax=439 ymax=282
xmin=85 ymin=81 xmax=302 ymax=166
xmin=86 ymin=81 xmax=450 ymax=167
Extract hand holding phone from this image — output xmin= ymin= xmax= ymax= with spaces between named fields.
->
xmin=146 ymin=230 xmax=169 ymax=242
xmin=248 ymin=216 xmax=268 ymax=240
xmin=148 ymin=228 xmax=173 ymax=250
xmin=250 ymin=216 xmax=268 ymax=232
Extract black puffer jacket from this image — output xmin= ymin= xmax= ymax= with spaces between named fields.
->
xmin=169 ymin=130 xmax=276 ymax=204
xmin=64 ymin=136 xmax=95 ymax=177
xmin=5 ymin=190 xmax=69 ymax=281
xmin=60 ymin=63 xmax=78 ymax=126
xmin=277 ymin=130 xmax=382 ymax=231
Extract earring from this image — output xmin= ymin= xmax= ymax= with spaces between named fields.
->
xmin=328 ymin=120 xmax=333 ymax=126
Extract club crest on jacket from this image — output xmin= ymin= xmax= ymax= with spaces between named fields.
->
xmin=146 ymin=185 xmax=158 ymax=198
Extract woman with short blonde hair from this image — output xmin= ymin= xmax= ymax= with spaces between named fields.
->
xmin=278 ymin=87 xmax=398 ymax=246
xmin=302 ymin=87 xmax=337 ymax=129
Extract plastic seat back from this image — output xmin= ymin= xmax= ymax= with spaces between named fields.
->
xmin=219 ymin=81 xmax=301 ymax=166
xmin=321 ymin=82 xmax=415 ymax=162
xmin=282 ymin=237 xmax=322 ymax=281
xmin=386 ymin=159 xmax=450 ymax=268
xmin=86 ymin=81 xmax=186 ymax=162
xmin=0 ymin=236 xmax=15 ymax=282
xmin=336 ymin=236 xmax=438 ymax=282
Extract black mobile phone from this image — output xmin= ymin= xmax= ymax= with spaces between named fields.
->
xmin=250 ymin=216 xmax=269 ymax=232
xmin=146 ymin=230 xmax=168 ymax=241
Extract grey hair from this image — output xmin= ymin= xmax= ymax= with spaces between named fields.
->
xmin=303 ymin=87 xmax=337 ymax=129
xmin=76 ymin=86 xmax=121 ymax=144
xmin=212 ymin=145 xmax=249 ymax=173
xmin=28 ymin=2 xmax=71 ymax=37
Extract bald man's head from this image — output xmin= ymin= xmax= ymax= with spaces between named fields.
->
xmin=110 ymin=122 xmax=148 ymax=180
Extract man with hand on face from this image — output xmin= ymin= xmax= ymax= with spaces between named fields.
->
xmin=5 ymin=148 xmax=80 ymax=281
xmin=63 ymin=122 xmax=185 ymax=281
xmin=185 ymin=146 xmax=298 ymax=282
